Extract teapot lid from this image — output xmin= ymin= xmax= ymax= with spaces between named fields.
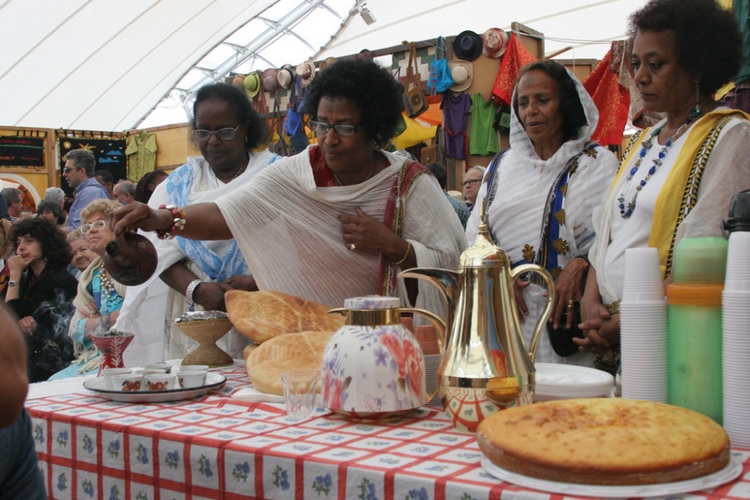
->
xmin=344 ymin=295 xmax=400 ymax=310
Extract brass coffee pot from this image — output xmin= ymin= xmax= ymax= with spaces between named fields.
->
xmin=401 ymin=202 xmax=555 ymax=432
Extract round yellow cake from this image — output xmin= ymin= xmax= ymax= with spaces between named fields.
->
xmin=476 ymin=398 xmax=729 ymax=485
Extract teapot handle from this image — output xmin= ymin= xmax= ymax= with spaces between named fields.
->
xmin=399 ymin=307 xmax=446 ymax=404
xmin=510 ymin=264 xmax=556 ymax=364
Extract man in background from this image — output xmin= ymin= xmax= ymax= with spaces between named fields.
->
xmin=113 ymin=180 xmax=136 ymax=205
xmin=63 ymin=150 xmax=110 ymax=230
xmin=0 ymin=304 xmax=47 ymax=499
xmin=94 ymin=170 xmax=115 ymax=199
xmin=426 ymin=162 xmax=470 ymax=229
xmin=1 ymin=188 xmax=24 ymax=220
xmin=461 ymin=166 xmax=485 ymax=211
xmin=43 ymin=187 xmax=66 ymax=211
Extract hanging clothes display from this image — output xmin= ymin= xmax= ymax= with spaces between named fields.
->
xmin=490 ymin=33 xmax=537 ymax=106
xmin=582 ymin=42 xmax=630 ymax=147
xmin=442 ymin=91 xmax=471 ymax=160
xmin=125 ymin=130 xmax=157 ymax=183
xmin=469 ymin=93 xmax=500 ymax=156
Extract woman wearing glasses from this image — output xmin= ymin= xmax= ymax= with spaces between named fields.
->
xmin=50 ymin=200 xmax=128 ymax=379
xmin=465 ymin=60 xmax=618 ymax=368
xmin=112 ymin=59 xmax=465 ymax=322
xmin=115 ymin=82 xmax=277 ymax=361
xmin=5 ymin=218 xmax=78 ymax=382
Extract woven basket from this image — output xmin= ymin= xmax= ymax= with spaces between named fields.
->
xmin=176 ymin=318 xmax=233 ymax=368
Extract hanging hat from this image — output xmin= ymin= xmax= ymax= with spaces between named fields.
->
xmin=243 ymin=72 xmax=261 ymax=98
xmin=277 ymin=64 xmax=295 ymax=90
xmin=453 ymin=30 xmax=483 ymax=61
xmin=296 ymin=59 xmax=316 ymax=87
xmin=481 ymin=28 xmax=509 ymax=59
xmin=261 ymin=68 xmax=280 ymax=94
xmin=231 ymin=74 xmax=246 ymax=92
xmin=318 ymin=56 xmax=338 ymax=72
xmin=356 ymin=49 xmax=374 ymax=62
xmin=448 ymin=60 xmax=473 ymax=92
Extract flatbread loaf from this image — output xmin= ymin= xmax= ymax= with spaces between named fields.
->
xmin=246 ymin=330 xmax=334 ymax=395
xmin=225 ymin=290 xmax=344 ymax=343
xmin=477 ymin=398 xmax=729 ymax=485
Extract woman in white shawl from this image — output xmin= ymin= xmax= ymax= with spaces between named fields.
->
xmin=466 ymin=60 xmax=618 ymax=367
xmin=112 ymin=59 xmax=465 ymax=321
xmin=115 ymin=83 xmax=277 ymax=360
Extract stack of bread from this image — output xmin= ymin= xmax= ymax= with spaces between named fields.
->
xmin=225 ymin=290 xmax=345 ymax=395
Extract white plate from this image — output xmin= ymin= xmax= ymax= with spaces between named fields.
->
xmin=83 ymin=372 xmax=226 ymax=403
xmin=480 ymin=454 xmax=742 ymax=498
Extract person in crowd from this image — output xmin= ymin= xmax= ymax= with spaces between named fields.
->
xmin=0 ymin=195 xmax=9 ymax=221
xmin=461 ymin=166 xmax=485 ymax=211
xmin=0 ymin=219 xmax=13 ymax=297
xmin=51 ymin=200 xmax=127 ymax=379
xmin=577 ymin=0 xmax=750 ymax=374
xmin=94 ymin=170 xmax=115 ymax=198
xmin=112 ymin=59 xmax=465 ymax=327
xmin=466 ymin=60 xmax=619 ymax=367
xmin=0 ymin=304 xmax=46 ymax=499
xmin=18 ymin=208 xmax=33 ymax=219
xmin=1 ymin=188 xmax=24 ymax=220
xmin=113 ymin=179 xmax=136 ymax=205
xmin=116 ymin=82 xmax=278 ymax=360
xmin=36 ymin=200 xmax=67 ymax=227
xmin=44 ymin=187 xmax=66 ymax=210
xmin=426 ymin=161 xmax=471 ymax=228
xmin=134 ymin=170 xmax=169 ymax=204
xmin=66 ymin=230 xmax=95 ymax=279
xmin=63 ymin=149 xmax=111 ymax=230
xmin=5 ymin=218 xmax=78 ymax=382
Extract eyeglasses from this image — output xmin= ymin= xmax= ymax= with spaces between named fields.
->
xmin=63 ymin=167 xmax=76 ymax=173
xmin=310 ymin=121 xmax=361 ymax=137
xmin=461 ymin=178 xmax=482 ymax=187
xmin=80 ymin=220 xmax=108 ymax=234
xmin=192 ymin=124 xmax=242 ymax=142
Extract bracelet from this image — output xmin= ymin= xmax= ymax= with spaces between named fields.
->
xmin=392 ymin=241 xmax=411 ymax=267
xmin=185 ymin=279 xmax=203 ymax=303
xmin=155 ymin=204 xmax=186 ymax=240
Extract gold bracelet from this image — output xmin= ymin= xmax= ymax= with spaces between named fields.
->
xmin=392 ymin=241 xmax=411 ymax=267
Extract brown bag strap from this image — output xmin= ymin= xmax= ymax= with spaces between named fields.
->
xmin=406 ymin=42 xmax=419 ymax=88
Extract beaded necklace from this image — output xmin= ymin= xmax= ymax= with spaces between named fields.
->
xmin=617 ymin=107 xmax=701 ymax=219
xmin=97 ymin=261 xmax=117 ymax=295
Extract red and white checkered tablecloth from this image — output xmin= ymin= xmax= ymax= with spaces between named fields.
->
xmin=26 ymin=366 xmax=750 ymax=500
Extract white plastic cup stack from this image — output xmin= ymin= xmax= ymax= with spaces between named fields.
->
xmin=620 ymin=247 xmax=668 ymax=402
xmin=722 ymin=231 xmax=750 ymax=447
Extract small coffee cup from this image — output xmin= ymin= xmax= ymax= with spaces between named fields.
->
xmin=103 ymin=368 xmax=133 ymax=390
xmin=178 ymin=370 xmax=207 ymax=389
xmin=144 ymin=363 xmax=172 ymax=374
xmin=111 ymin=373 xmax=143 ymax=392
xmin=179 ymin=364 xmax=209 ymax=372
xmin=144 ymin=373 xmax=176 ymax=391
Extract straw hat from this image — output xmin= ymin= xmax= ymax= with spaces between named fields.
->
xmin=231 ymin=74 xmax=246 ymax=92
xmin=453 ymin=30 xmax=483 ymax=61
xmin=277 ymin=64 xmax=295 ymax=90
xmin=448 ymin=60 xmax=473 ymax=92
xmin=481 ymin=28 xmax=509 ymax=58
xmin=296 ymin=59 xmax=316 ymax=87
xmin=261 ymin=68 xmax=280 ymax=94
xmin=243 ymin=72 xmax=261 ymax=98
xmin=318 ymin=56 xmax=338 ymax=73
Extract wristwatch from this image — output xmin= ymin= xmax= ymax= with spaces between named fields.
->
xmin=7 ymin=280 xmax=20 ymax=287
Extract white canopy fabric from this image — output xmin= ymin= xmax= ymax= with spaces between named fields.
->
xmin=0 ymin=0 xmax=647 ymax=131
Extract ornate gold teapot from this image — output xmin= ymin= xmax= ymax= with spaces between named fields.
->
xmin=401 ymin=204 xmax=555 ymax=432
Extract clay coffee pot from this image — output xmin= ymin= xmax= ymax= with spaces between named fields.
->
xmin=103 ymin=231 xmax=158 ymax=286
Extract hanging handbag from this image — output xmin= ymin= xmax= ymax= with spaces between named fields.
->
xmin=283 ymin=75 xmax=310 ymax=154
xmin=402 ymin=42 xmax=429 ymax=118
xmin=427 ymin=37 xmax=454 ymax=95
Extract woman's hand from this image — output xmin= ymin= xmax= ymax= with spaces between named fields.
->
xmin=78 ymin=302 xmax=99 ymax=319
xmin=221 ymin=275 xmax=258 ymax=292
xmin=338 ymin=208 xmax=393 ymax=254
xmin=550 ymin=257 xmax=589 ymax=329
xmin=109 ymin=201 xmax=172 ymax=236
xmin=514 ymin=278 xmax=531 ymax=323
xmin=7 ymin=254 xmax=31 ymax=276
xmin=17 ymin=316 xmax=37 ymax=336
xmin=194 ymin=281 xmax=233 ymax=311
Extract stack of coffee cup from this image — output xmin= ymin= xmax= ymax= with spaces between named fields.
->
xmin=722 ymin=230 xmax=750 ymax=447
xmin=620 ymin=247 xmax=668 ymax=402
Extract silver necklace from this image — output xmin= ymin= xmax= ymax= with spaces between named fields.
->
xmin=333 ymin=164 xmax=374 ymax=186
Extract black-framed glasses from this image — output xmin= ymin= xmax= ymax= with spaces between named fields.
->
xmin=192 ymin=124 xmax=242 ymax=142
xmin=80 ymin=220 xmax=108 ymax=234
xmin=310 ymin=121 xmax=361 ymax=137
xmin=461 ymin=178 xmax=482 ymax=187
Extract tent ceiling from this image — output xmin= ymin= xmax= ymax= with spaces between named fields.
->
xmin=0 ymin=0 xmax=647 ymax=131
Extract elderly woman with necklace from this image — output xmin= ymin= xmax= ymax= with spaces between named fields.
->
xmin=577 ymin=0 xmax=750 ymax=373
xmin=111 ymin=59 xmax=465 ymax=320
xmin=50 ymin=199 xmax=127 ymax=379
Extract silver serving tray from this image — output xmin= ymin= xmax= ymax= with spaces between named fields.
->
xmin=82 ymin=372 xmax=226 ymax=403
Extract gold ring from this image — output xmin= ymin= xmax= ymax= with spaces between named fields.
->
xmin=567 ymin=300 xmax=574 ymax=308
xmin=348 ymin=243 xmax=356 ymax=251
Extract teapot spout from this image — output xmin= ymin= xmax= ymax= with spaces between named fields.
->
xmin=399 ymin=268 xmax=460 ymax=311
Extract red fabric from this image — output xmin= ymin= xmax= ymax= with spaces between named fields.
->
xmin=490 ymin=33 xmax=537 ymax=106
xmin=310 ymin=145 xmax=337 ymax=187
xmin=582 ymin=48 xmax=631 ymax=147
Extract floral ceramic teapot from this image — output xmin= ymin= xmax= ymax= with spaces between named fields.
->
xmin=321 ymin=296 xmax=445 ymax=420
